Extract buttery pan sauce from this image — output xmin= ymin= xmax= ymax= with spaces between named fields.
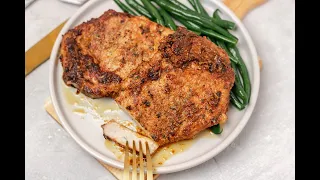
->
xmin=63 ymin=84 xmax=216 ymax=166
xmin=151 ymin=130 xmax=214 ymax=166
xmin=63 ymin=84 xmax=120 ymax=120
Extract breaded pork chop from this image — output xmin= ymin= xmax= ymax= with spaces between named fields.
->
xmin=59 ymin=10 xmax=235 ymax=146
xmin=60 ymin=10 xmax=173 ymax=98
xmin=115 ymin=28 xmax=235 ymax=146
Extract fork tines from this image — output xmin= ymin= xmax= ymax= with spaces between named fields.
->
xmin=123 ymin=140 xmax=153 ymax=180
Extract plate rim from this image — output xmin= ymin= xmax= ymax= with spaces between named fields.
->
xmin=49 ymin=0 xmax=260 ymax=174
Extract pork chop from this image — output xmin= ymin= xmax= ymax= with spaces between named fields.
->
xmin=115 ymin=28 xmax=235 ymax=146
xmin=60 ymin=10 xmax=173 ymax=98
xmin=59 ymin=10 xmax=235 ymax=146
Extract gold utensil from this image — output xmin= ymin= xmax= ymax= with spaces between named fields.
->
xmin=44 ymin=98 xmax=160 ymax=179
xmin=25 ymin=19 xmax=68 ymax=76
xmin=123 ymin=141 xmax=153 ymax=180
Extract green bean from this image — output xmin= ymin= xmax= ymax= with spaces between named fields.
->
xmin=228 ymin=45 xmax=251 ymax=103
xmin=189 ymin=0 xmax=209 ymax=19
xmin=193 ymin=0 xmax=210 ymax=17
xmin=209 ymin=37 xmax=216 ymax=44
xmin=231 ymin=61 xmax=245 ymax=89
xmin=231 ymin=61 xmax=248 ymax=103
xmin=213 ymin=9 xmax=221 ymax=20
xmin=212 ymin=8 xmax=236 ymax=30
xmin=215 ymin=40 xmax=248 ymax=103
xmin=215 ymin=39 xmax=237 ymax=62
xmin=214 ymin=39 xmax=238 ymax=63
xmin=114 ymin=0 xmax=138 ymax=15
xmin=141 ymin=0 xmax=164 ymax=25
xmin=215 ymin=40 xmax=249 ymax=103
xmin=172 ymin=15 xmax=238 ymax=46
xmin=211 ymin=124 xmax=223 ymax=134
xmin=212 ymin=11 xmax=250 ymax=104
xmin=170 ymin=0 xmax=193 ymax=11
xmin=125 ymin=0 xmax=153 ymax=19
xmin=159 ymin=8 xmax=177 ymax=30
xmin=230 ymin=91 xmax=245 ymax=110
xmin=188 ymin=0 xmax=195 ymax=8
xmin=213 ymin=18 xmax=235 ymax=30
xmin=173 ymin=0 xmax=235 ymax=31
xmin=154 ymin=0 xmax=238 ymax=42
xmin=169 ymin=0 xmax=234 ymax=33
xmin=188 ymin=0 xmax=235 ymax=30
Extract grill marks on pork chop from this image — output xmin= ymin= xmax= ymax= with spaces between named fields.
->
xmin=59 ymin=10 xmax=235 ymax=146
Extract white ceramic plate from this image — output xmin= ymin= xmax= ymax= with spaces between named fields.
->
xmin=49 ymin=0 xmax=260 ymax=174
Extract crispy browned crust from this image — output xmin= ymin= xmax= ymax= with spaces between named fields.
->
xmin=60 ymin=10 xmax=235 ymax=146
xmin=115 ymin=27 xmax=235 ymax=146
xmin=60 ymin=9 xmax=173 ymax=98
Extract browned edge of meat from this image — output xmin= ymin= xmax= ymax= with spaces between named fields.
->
xmin=59 ymin=9 xmax=173 ymax=98
xmin=115 ymin=27 xmax=235 ymax=146
xmin=59 ymin=10 xmax=235 ymax=147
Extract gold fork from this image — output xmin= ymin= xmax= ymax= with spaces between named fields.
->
xmin=123 ymin=141 xmax=153 ymax=180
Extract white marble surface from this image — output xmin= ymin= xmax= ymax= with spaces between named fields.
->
xmin=25 ymin=0 xmax=295 ymax=179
